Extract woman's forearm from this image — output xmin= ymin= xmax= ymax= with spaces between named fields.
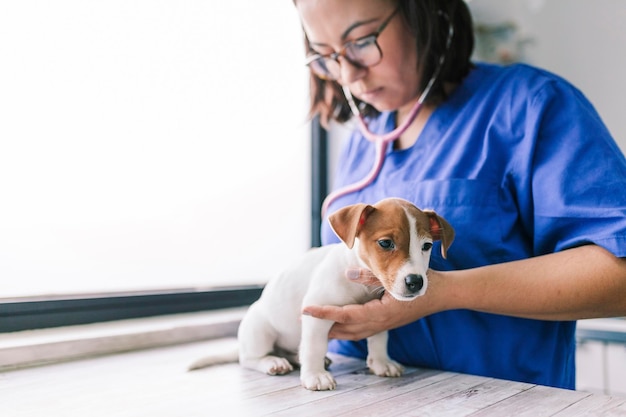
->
xmin=437 ymin=245 xmax=626 ymax=321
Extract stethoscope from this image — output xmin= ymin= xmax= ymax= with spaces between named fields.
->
xmin=321 ymin=14 xmax=454 ymax=217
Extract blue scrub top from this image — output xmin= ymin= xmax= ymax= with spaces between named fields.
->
xmin=321 ymin=63 xmax=626 ymax=389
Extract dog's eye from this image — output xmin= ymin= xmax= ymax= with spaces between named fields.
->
xmin=422 ymin=242 xmax=433 ymax=252
xmin=377 ymin=239 xmax=395 ymax=250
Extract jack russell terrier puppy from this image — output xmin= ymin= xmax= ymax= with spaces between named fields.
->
xmin=188 ymin=197 xmax=454 ymax=391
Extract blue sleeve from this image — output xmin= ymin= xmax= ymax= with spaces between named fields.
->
xmin=524 ymin=78 xmax=626 ymax=257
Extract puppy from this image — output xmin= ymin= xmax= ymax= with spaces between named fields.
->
xmin=189 ymin=198 xmax=454 ymax=391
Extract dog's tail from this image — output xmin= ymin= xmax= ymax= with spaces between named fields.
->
xmin=187 ymin=345 xmax=240 ymax=371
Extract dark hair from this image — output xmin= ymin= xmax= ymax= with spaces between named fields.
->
xmin=304 ymin=0 xmax=475 ymax=126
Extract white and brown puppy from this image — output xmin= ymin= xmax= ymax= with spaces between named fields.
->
xmin=189 ymin=198 xmax=454 ymax=391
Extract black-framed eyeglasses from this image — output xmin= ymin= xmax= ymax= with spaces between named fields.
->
xmin=305 ymin=7 xmax=400 ymax=81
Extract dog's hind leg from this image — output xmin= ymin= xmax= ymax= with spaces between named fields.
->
xmin=274 ymin=347 xmax=300 ymax=369
xmin=237 ymin=308 xmax=294 ymax=376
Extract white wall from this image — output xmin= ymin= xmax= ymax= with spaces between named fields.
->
xmin=0 ymin=1 xmax=311 ymax=297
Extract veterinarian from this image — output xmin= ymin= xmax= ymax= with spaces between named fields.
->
xmin=295 ymin=0 xmax=626 ymax=389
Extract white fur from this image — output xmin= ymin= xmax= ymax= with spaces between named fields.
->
xmin=389 ymin=206 xmax=433 ymax=300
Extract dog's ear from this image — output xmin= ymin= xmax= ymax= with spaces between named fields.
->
xmin=424 ymin=210 xmax=455 ymax=259
xmin=328 ymin=203 xmax=375 ymax=249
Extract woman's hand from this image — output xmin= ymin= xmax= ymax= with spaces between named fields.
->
xmin=302 ymin=268 xmax=445 ymax=340
xmin=302 ymin=293 xmax=408 ymax=340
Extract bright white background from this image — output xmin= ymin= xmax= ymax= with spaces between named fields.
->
xmin=0 ymin=1 xmax=311 ymax=298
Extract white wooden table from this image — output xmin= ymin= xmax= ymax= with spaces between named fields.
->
xmin=1 ymin=337 xmax=625 ymax=416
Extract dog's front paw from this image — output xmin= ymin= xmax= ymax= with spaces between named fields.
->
xmin=300 ymin=370 xmax=337 ymax=391
xmin=367 ymin=357 xmax=404 ymax=377
xmin=259 ymin=356 xmax=294 ymax=375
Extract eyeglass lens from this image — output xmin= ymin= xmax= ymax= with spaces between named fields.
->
xmin=309 ymin=36 xmax=381 ymax=80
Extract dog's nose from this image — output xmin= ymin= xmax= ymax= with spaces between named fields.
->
xmin=404 ymin=274 xmax=424 ymax=293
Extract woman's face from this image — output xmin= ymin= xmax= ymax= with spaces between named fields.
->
xmin=296 ymin=0 xmax=420 ymax=113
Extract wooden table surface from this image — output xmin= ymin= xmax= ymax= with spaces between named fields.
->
xmin=1 ymin=337 xmax=625 ymax=416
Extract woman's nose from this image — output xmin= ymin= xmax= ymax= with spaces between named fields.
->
xmin=338 ymin=56 xmax=367 ymax=84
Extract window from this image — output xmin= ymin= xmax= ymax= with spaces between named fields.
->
xmin=0 ymin=3 xmax=311 ymax=307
